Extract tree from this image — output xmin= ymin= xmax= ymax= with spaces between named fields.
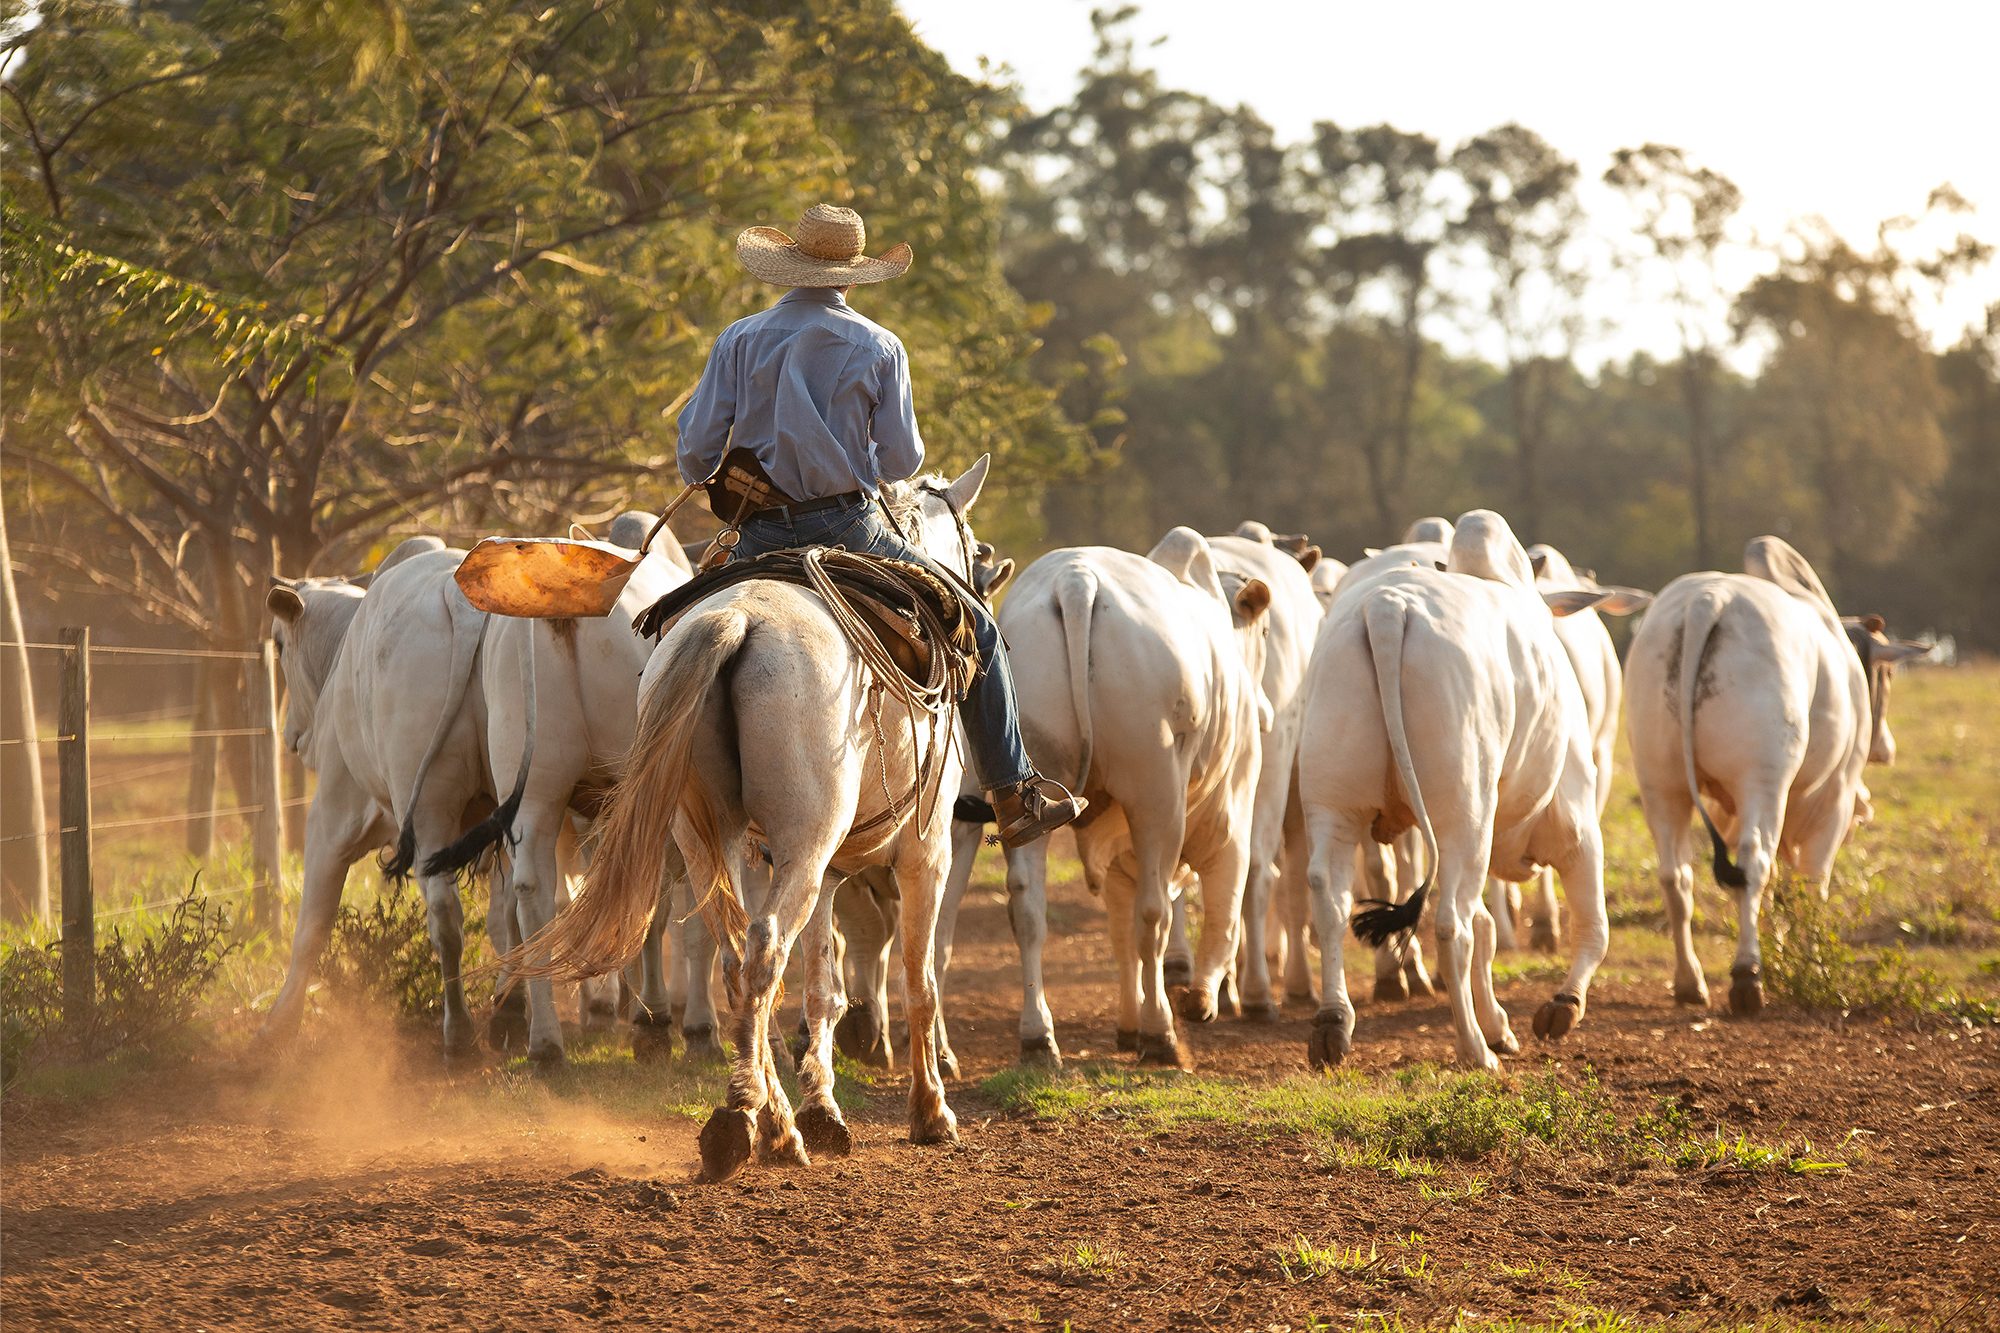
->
xmin=1451 ymin=124 xmax=1587 ymax=539
xmin=1 ymin=498 xmax=48 ymax=924
xmin=1605 ymin=144 xmax=1742 ymax=567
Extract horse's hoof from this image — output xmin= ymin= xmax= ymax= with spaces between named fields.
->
xmin=698 ymin=1108 xmax=756 ymax=1183
xmin=486 ymin=1008 xmax=529 ymax=1053
xmin=1728 ymin=968 xmax=1765 ymax=1016
xmin=835 ymin=1003 xmax=890 ymax=1069
xmin=630 ymin=1014 xmax=675 ymax=1064
xmin=1020 ymin=1036 xmax=1063 ymax=1070
xmin=680 ymin=1026 xmax=725 ymax=1064
xmin=1214 ymin=975 xmax=1241 ymax=1019
xmin=1533 ymin=993 xmax=1583 ymax=1040
xmin=796 ymin=1103 xmax=853 ymax=1157
xmin=1487 ymin=1028 xmax=1522 ymax=1056
xmin=1529 ymin=923 xmax=1560 ymax=954
xmin=911 ymin=1105 xmax=959 ymax=1146
xmin=1240 ymin=1001 xmax=1280 ymax=1024
xmin=1134 ymin=1032 xmax=1184 ymax=1068
xmin=757 ymin=1125 xmax=811 ymax=1168
xmin=1673 ymin=980 xmax=1712 ymax=1008
xmin=1373 ymin=972 xmax=1411 ymax=1004
xmin=1162 ymin=957 xmax=1193 ymax=990
xmin=1307 ymin=1009 xmax=1351 ymax=1071
xmin=1174 ymin=985 xmax=1218 ymax=1024
xmin=1115 ymin=1028 xmax=1139 ymax=1054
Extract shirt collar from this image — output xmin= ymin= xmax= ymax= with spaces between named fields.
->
xmin=779 ymin=286 xmax=849 ymax=308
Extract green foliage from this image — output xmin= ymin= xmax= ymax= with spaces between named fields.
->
xmin=317 ymin=887 xmax=473 ymax=1022
xmin=1763 ymin=875 xmax=1998 ymax=1024
xmin=1 ymin=885 xmax=238 ymax=1087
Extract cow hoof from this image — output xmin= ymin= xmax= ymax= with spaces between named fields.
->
xmin=835 ymin=1004 xmax=890 ymax=1068
xmin=938 ymin=1047 xmax=962 ymax=1081
xmin=1285 ymin=988 xmax=1318 ymax=1008
xmin=911 ymin=1105 xmax=959 ymax=1146
xmin=1729 ymin=967 xmax=1765 ymax=1016
xmin=1673 ymin=980 xmax=1712 ymax=1008
xmin=526 ymin=1040 xmax=566 ymax=1069
xmin=1373 ymin=972 xmax=1411 ymax=1004
xmin=1134 ymin=1032 xmax=1184 ymax=1068
xmin=680 ymin=1025 xmax=725 ymax=1064
xmin=1240 ymin=1001 xmax=1280 ymax=1024
xmin=1532 ymin=993 xmax=1583 ymax=1040
xmin=698 ymin=1108 xmax=756 ymax=1183
xmin=630 ymin=1016 xmax=675 ymax=1064
xmin=1162 ymin=957 xmax=1194 ymax=990
xmin=796 ymin=1103 xmax=853 ymax=1157
xmin=1487 ymin=1028 xmax=1522 ymax=1056
xmin=1404 ymin=964 xmax=1436 ymax=997
xmin=1174 ymin=985 xmax=1218 ymax=1024
xmin=486 ymin=1006 xmax=529 ymax=1053
xmin=1115 ymin=1028 xmax=1139 ymax=1054
xmin=1307 ymin=1009 xmax=1351 ymax=1071
xmin=1529 ymin=923 xmax=1560 ymax=954
xmin=1214 ymin=974 xmax=1241 ymax=1018
xmin=1020 ymin=1036 xmax=1063 ymax=1070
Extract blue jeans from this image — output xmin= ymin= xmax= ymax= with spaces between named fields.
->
xmin=727 ymin=497 xmax=1035 ymax=793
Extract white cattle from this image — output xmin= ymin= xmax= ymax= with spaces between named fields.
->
xmin=1309 ymin=557 xmax=1349 ymax=614
xmin=1624 ymin=537 xmax=1927 ymax=1013
xmin=1000 ymin=530 xmax=1272 ymax=1066
xmin=1489 ymin=545 xmax=1652 ymax=952
xmin=1296 ymin=510 xmax=1613 ymax=1071
xmin=263 ymin=523 xmax=689 ymax=1061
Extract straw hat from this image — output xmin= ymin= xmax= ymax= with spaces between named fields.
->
xmin=736 ymin=204 xmax=913 ymax=287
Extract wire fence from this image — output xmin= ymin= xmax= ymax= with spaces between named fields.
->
xmin=3 ymin=634 xmax=303 ymax=978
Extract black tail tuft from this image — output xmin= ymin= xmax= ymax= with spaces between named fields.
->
xmin=953 ymin=794 xmax=996 ymax=825
xmin=422 ymin=785 xmax=523 ymax=879
xmin=1708 ymin=825 xmax=1747 ymax=889
xmin=381 ymin=820 xmax=418 ymax=881
xmin=1351 ymin=883 xmax=1429 ymax=948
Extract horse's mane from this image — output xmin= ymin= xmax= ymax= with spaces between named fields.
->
xmin=880 ymin=473 xmax=955 ymax=527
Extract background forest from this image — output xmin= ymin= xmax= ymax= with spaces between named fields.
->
xmin=4 ymin=1 xmax=1997 ymax=863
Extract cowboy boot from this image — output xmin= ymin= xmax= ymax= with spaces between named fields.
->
xmin=989 ymin=776 xmax=1087 ymax=849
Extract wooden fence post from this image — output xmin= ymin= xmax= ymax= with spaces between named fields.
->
xmin=250 ymin=639 xmax=284 ymax=930
xmin=58 ymin=626 xmax=94 ymax=1027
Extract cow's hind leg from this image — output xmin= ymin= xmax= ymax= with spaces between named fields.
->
xmin=1431 ymin=819 xmax=1500 ymax=1073
xmin=1303 ymin=807 xmax=1362 ymax=1069
xmin=486 ymin=858 xmax=531 ymax=1052
xmin=1164 ymin=878 xmax=1194 ymax=992
xmin=629 ymin=867 xmax=676 ymax=1062
xmin=1526 ymin=866 xmax=1562 ymax=952
xmin=1468 ymin=893 xmax=1519 ymax=1056
xmin=506 ymin=812 xmax=569 ymax=1065
xmin=1535 ymin=820 xmax=1611 ymax=1042
xmin=931 ymin=814 xmax=985 ymax=1079
xmin=1726 ymin=792 xmax=1784 ymax=1016
xmin=260 ymin=793 xmax=375 ymax=1047
xmin=833 ymin=872 xmax=895 ymax=1070
xmin=1003 ymin=838 xmax=1062 ymax=1068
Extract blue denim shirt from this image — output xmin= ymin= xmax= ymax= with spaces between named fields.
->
xmin=676 ymin=288 xmax=925 ymax=501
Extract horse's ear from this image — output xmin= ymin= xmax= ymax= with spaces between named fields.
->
xmin=945 ymin=454 xmax=991 ymax=513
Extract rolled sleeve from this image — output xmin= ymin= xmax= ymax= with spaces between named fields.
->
xmin=870 ymin=341 xmax=925 ymax=482
xmin=676 ymin=331 xmax=736 ymax=484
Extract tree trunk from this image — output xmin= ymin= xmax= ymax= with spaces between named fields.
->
xmin=1681 ymin=351 xmax=1714 ymax=569
xmin=1 ymin=500 xmax=51 ymax=924
xmin=185 ymin=655 xmax=219 ymax=858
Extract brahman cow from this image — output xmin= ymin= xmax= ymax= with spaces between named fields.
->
xmin=1000 ymin=530 xmax=1273 ymax=1066
xmin=1624 ymin=536 xmax=1928 ymax=1013
xmin=1296 ymin=510 xmax=1613 ymax=1071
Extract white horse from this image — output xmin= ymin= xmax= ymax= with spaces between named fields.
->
xmin=502 ymin=462 xmax=991 ymax=1182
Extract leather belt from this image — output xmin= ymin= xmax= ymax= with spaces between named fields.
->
xmin=745 ymin=490 xmax=866 ymax=523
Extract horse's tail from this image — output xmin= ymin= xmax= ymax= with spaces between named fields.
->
xmin=496 ymin=606 xmax=751 ymax=982
xmin=1679 ymin=586 xmax=1746 ymax=889
xmin=383 ymin=583 xmax=487 ymax=880
xmin=1056 ymin=565 xmax=1099 ymax=791
xmin=1351 ymin=591 xmax=1441 ymax=947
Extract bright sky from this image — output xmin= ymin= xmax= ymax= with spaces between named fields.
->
xmin=902 ymin=0 xmax=2000 ymax=367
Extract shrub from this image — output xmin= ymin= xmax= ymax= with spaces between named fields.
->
xmin=1765 ymin=875 xmax=1994 ymax=1023
xmin=318 ymin=887 xmax=482 ymax=1022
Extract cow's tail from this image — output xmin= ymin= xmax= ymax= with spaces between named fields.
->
xmin=383 ymin=590 xmax=488 ymax=880
xmin=1056 ymin=566 xmax=1098 ymax=791
xmin=1679 ymin=587 xmax=1747 ymax=889
xmin=494 ymin=607 xmax=751 ymax=983
xmin=422 ymin=619 xmax=539 ymax=879
xmin=1351 ymin=593 xmax=1441 ymax=947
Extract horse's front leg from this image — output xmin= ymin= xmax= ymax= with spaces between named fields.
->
xmin=894 ymin=829 xmax=958 ymax=1146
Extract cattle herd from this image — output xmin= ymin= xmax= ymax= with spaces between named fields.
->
xmin=261 ymin=462 xmax=1930 ymax=1183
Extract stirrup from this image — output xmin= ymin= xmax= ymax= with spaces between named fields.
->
xmin=989 ymin=775 xmax=1087 ymax=850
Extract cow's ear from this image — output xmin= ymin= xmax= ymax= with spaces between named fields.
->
xmin=1234 ymin=577 xmax=1273 ymax=622
xmin=267 ymin=581 xmax=305 ymax=623
xmin=944 ymin=453 xmax=991 ymax=514
xmin=1873 ymin=639 xmax=1931 ymax=665
xmin=1297 ymin=544 xmax=1321 ymax=573
xmin=1592 ymin=586 xmax=1653 ymax=616
xmin=1862 ymin=614 xmax=1886 ymax=634
xmin=1529 ymin=550 xmax=1549 ymax=576
xmin=980 ymin=558 xmax=1015 ymax=600
xmin=1542 ymin=588 xmax=1611 ymax=618
xmin=1362 ymin=546 xmax=1382 ymax=559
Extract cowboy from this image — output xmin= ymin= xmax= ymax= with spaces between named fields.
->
xmin=676 ymin=204 xmax=1085 ymax=849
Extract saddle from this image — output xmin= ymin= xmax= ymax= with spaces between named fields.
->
xmin=634 ymin=547 xmax=980 ymax=697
